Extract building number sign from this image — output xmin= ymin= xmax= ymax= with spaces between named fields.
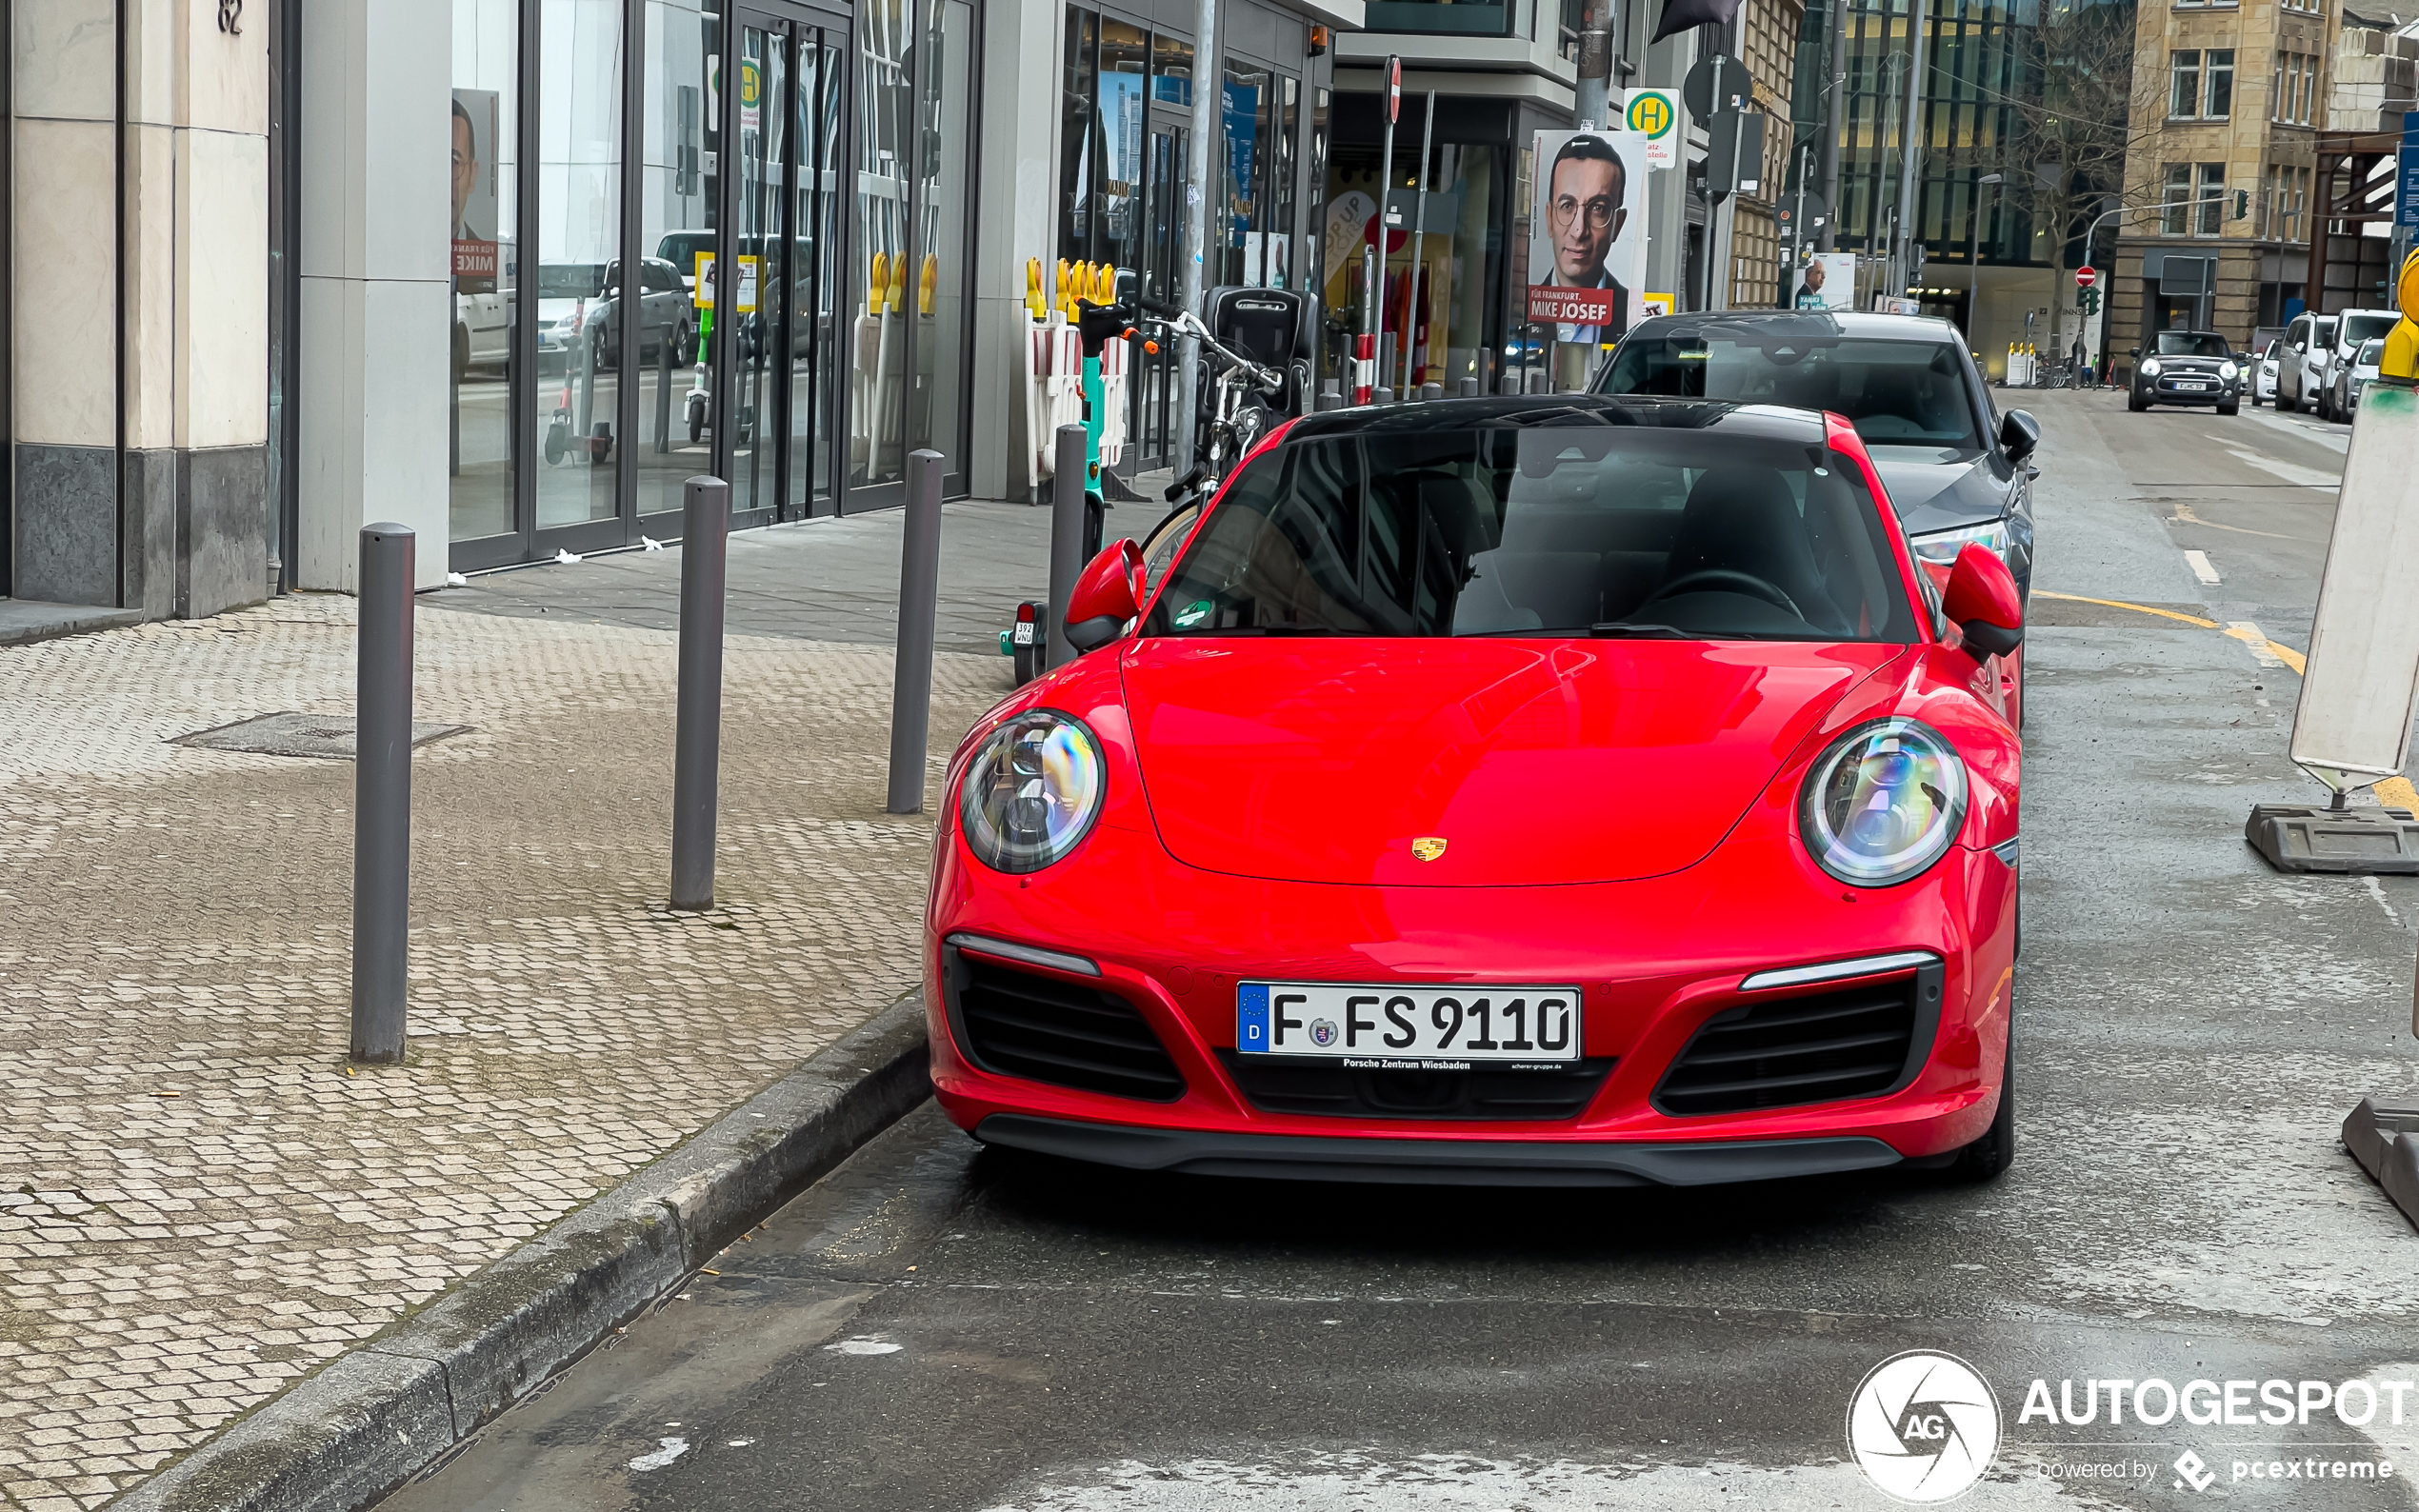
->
xmin=218 ymin=0 xmax=243 ymax=36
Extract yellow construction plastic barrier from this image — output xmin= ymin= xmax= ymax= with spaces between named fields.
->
xmin=1025 ymin=257 xmax=1046 ymax=321
xmin=2383 ymin=247 xmax=2418 ymax=384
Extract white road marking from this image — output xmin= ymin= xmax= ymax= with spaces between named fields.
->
xmin=2224 ymin=448 xmax=2340 ymax=490
xmin=825 ymin=1335 xmax=905 ymax=1355
xmin=2226 ymin=621 xmax=2289 ymax=669
xmin=628 ymin=1436 xmax=690 ymax=1471
xmin=2185 ymin=549 xmax=2221 ymax=585
xmin=971 ymin=1455 xmax=2122 ymax=1510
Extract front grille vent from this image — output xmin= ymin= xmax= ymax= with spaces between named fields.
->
xmin=1220 ymin=1053 xmax=1615 ymax=1122
xmin=1653 ymin=963 xmax=1940 ymax=1117
xmin=950 ymin=953 xmax=1186 ymax=1102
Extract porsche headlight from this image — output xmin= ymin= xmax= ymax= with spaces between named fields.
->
xmin=2141 ymin=358 xmax=2163 ymax=378
xmin=1909 ymin=518 xmax=2010 ymax=565
xmin=957 ymin=710 xmax=1106 ymax=872
xmin=2218 ymin=361 xmax=2240 ymax=382
xmin=1800 ymin=718 xmax=1969 ymax=886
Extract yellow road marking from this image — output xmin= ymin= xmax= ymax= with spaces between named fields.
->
xmin=2031 ymin=590 xmax=2218 ymax=627
xmin=2224 ymin=621 xmax=2307 ymax=674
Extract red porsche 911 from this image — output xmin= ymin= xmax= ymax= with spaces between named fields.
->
xmin=925 ymin=395 xmax=2025 ymax=1187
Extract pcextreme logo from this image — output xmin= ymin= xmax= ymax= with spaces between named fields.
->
xmin=1847 ymin=1350 xmax=2003 ymax=1502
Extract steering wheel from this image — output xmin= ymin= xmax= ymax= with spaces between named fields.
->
xmin=1640 ymin=568 xmax=1802 ymax=619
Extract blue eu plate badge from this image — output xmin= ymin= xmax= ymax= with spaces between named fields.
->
xmin=1236 ymin=983 xmax=1270 ymax=1051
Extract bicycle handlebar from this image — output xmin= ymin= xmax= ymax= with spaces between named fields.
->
xmin=1077 ymin=297 xmax=1286 ymax=396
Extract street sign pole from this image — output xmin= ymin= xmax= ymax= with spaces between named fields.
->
xmin=1364 ymin=55 xmax=1401 ymax=399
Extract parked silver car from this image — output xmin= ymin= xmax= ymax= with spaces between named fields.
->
xmin=2329 ymin=336 xmax=2386 ymax=418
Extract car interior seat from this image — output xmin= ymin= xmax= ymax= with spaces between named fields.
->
xmin=1650 ymin=466 xmax=1847 ymax=630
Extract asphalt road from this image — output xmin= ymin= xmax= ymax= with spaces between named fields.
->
xmin=385 ymin=388 xmax=2419 ymax=1512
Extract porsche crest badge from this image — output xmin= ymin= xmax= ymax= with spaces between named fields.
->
xmin=1410 ymin=837 xmax=1449 ymax=862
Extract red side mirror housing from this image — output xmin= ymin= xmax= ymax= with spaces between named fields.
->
xmin=1942 ymin=541 xmax=2023 ymax=661
xmin=1063 ymin=539 xmax=1145 ymax=653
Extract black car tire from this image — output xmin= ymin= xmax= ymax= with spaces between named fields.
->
xmin=1951 ymin=1012 xmax=2017 ymax=1182
xmin=2217 ymin=396 xmax=2239 ymax=416
xmin=2128 ymin=393 xmax=2148 ymax=412
xmin=2278 ymin=388 xmax=2296 ymax=412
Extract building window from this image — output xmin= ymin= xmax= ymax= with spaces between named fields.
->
xmin=2163 ymin=164 xmax=2192 ymax=233
xmin=1362 ymin=0 xmax=1516 ymax=37
xmin=2170 ymin=50 xmax=2201 ymax=117
xmin=2195 ymin=163 xmax=2226 ymax=235
xmin=450 ymin=0 xmax=519 ymax=546
xmin=2204 ymin=50 xmax=2233 ymax=117
xmin=533 ymin=0 xmax=624 ymax=530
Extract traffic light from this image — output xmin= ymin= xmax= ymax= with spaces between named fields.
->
xmin=2233 ymin=189 xmax=2249 ymax=221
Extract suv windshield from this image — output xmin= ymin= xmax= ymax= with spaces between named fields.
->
xmin=1144 ymin=423 xmax=1915 ymax=644
xmin=2154 ymin=332 xmax=2230 ymax=358
xmin=1597 ymin=336 xmax=1981 ymax=450
xmin=2341 ymin=313 xmax=2398 ymax=348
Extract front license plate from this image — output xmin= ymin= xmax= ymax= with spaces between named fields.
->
xmin=2176 ymin=382 xmax=2207 ymax=391
xmin=1237 ymin=982 xmax=1582 ymax=1064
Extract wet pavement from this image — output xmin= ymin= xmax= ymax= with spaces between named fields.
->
xmin=384 ymin=390 xmax=2419 ymax=1512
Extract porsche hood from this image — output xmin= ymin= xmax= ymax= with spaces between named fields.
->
xmin=1118 ymin=637 xmax=1905 ymax=887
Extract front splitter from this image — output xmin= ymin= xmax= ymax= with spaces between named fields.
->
xmin=973 ymin=1112 xmax=1906 ymax=1188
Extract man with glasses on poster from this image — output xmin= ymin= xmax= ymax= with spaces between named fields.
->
xmin=1540 ymin=134 xmax=1630 ymax=348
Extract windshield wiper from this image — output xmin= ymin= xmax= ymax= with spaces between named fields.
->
xmin=1588 ymin=623 xmax=1690 ymax=638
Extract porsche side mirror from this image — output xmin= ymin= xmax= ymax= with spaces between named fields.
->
xmin=1064 ymin=539 xmax=1145 ymax=653
xmin=1998 ymin=408 xmax=2040 ymax=464
xmin=1943 ymin=541 xmax=2023 ymax=662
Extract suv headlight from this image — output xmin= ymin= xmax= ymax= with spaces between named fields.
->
xmin=1800 ymin=718 xmax=1969 ymax=886
xmin=2141 ymin=358 xmax=2163 ymax=377
xmin=957 ymin=710 xmax=1107 ymax=872
xmin=2218 ymin=361 xmax=2239 ymax=382
xmin=1909 ymin=518 xmax=2010 ymax=565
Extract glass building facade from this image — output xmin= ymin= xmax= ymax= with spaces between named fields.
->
xmin=447 ymin=0 xmax=978 ymax=572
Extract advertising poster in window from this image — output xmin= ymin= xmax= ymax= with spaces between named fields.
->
xmin=450 ymin=90 xmax=500 ymax=288
xmin=1527 ymin=129 xmax=1646 ymax=346
xmin=1794 ymin=252 xmax=1855 ymax=310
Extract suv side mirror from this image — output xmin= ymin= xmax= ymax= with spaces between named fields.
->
xmin=1064 ymin=539 xmax=1146 ymax=653
xmin=1998 ymin=408 xmax=2040 ymax=463
xmin=1943 ymin=542 xmax=2024 ymax=662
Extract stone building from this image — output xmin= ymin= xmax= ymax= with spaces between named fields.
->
xmin=2109 ymin=0 xmax=2343 ymax=357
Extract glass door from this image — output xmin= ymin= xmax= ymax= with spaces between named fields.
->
xmin=1137 ymin=121 xmax=1188 ymax=468
xmin=720 ymin=6 xmax=850 ymax=525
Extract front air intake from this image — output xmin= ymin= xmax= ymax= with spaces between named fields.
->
xmin=946 ymin=950 xmax=1187 ymax=1103
xmin=1652 ymin=960 xmax=1942 ymax=1117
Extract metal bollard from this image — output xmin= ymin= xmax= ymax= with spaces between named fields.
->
xmin=1047 ymin=425 xmax=1087 ymax=671
xmin=1459 ymin=377 xmax=1480 ymax=398
xmin=670 ymin=475 xmax=730 ymax=909
xmin=1318 ymin=379 xmax=1342 ymax=411
xmin=350 ymin=523 xmax=415 ymax=1064
xmin=1526 ymin=368 xmax=1549 ymax=395
xmin=1500 ymin=372 xmax=1522 ymax=396
xmin=1421 ymin=382 xmax=1444 ymax=402
xmin=886 ymin=449 xmax=945 ymax=814
xmin=1375 ymin=387 xmax=1395 ymax=406
xmin=654 ymin=329 xmax=675 ymax=453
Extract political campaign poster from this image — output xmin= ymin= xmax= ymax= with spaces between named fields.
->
xmin=450 ymin=89 xmax=500 ymax=287
xmin=1527 ymin=129 xmax=1647 ymax=347
xmin=1792 ymin=252 xmax=1855 ymax=311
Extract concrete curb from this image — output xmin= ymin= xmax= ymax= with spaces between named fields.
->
xmin=111 ymin=994 xmax=932 ymax=1512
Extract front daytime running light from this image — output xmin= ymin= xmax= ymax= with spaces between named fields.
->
xmin=957 ymin=710 xmax=1107 ymax=873
xmin=2218 ymin=361 xmax=2240 ymax=382
xmin=1800 ymin=718 xmax=1969 ymax=886
xmin=2141 ymin=357 xmax=2163 ymax=378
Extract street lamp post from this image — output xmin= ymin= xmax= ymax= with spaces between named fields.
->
xmin=1967 ymin=173 xmax=2002 ymax=341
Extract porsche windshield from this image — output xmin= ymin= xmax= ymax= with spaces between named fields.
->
xmin=1597 ymin=336 xmax=1983 ymax=450
xmin=1144 ymin=426 xmax=1917 ymax=643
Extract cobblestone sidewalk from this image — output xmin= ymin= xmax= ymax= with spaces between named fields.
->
xmin=0 ymin=592 xmax=1012 ymax=1508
